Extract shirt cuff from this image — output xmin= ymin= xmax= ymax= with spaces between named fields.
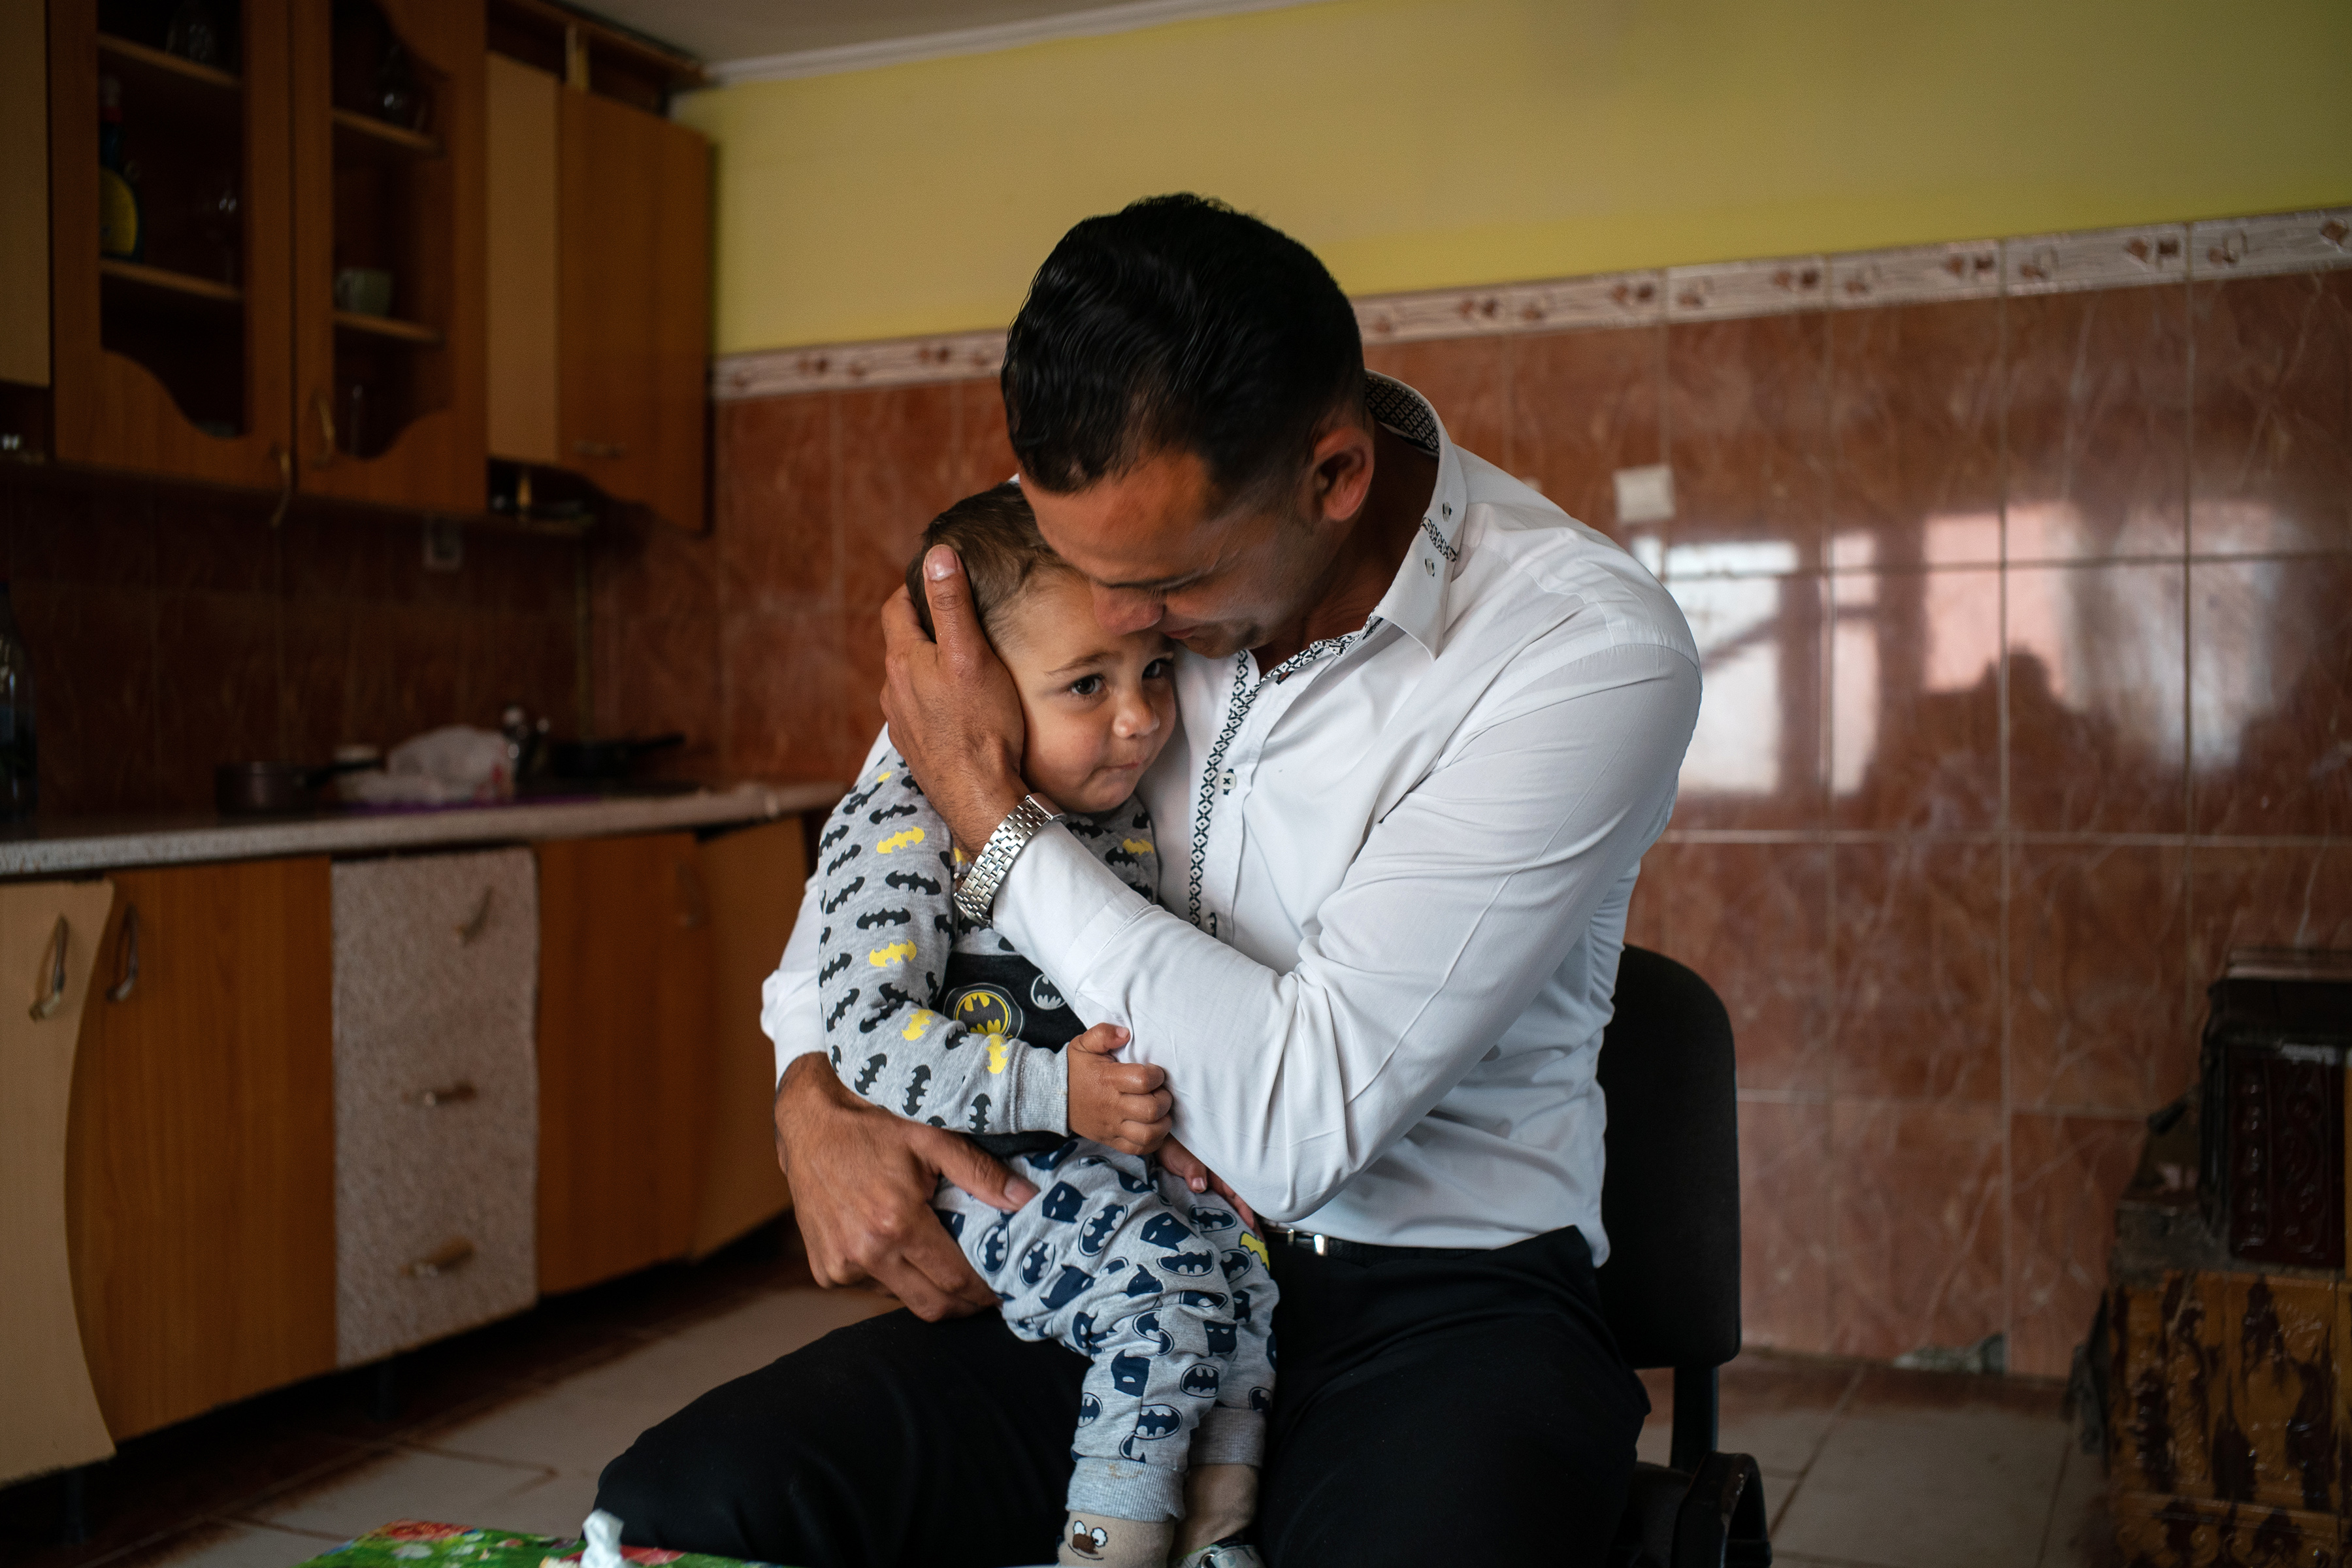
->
xmin=991 ymin=824 xmax=1154 ymax=1009
xmin=1006 ymin=1038 xmax=1070 ymax=1134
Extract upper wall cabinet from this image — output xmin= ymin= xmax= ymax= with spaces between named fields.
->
xmin=41 ymin=0 xmax=483 ymax=508
xmin=485 ymin=55 xmax=708 ymax=533
xmin=47 ymin=0 xmax=297 ymax=489
xmin=289 ymin=0 xmax=486 ymax=510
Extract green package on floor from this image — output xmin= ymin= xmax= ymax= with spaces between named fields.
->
xmin=291 ymin=1522 xmax=791 ymax=1568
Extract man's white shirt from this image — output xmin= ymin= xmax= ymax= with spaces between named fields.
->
xmin=763 ymin=375 xmax=1699 ymax=1256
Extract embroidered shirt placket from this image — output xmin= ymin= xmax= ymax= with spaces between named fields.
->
xmin=1184 ymin=623 xmax=1379 ymax=937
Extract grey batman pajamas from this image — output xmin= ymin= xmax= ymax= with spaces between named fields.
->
xmin=814 ymin=745 xmax=1279 ymax=1524
xmin=937 ymin=1141 xmax=1278 ymax=1521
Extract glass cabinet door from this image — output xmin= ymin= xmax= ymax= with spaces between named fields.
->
xmin=289 ymin=0 xmax=483 ymax=510
xmin=48 ymin=0 xmax=295 ymax=487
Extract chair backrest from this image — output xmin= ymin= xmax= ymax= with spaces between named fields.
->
xmin=1593 ymin=945 xmax=1742 ymax=1371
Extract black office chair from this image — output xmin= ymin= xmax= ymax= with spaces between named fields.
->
xmin=1597 ymin=946 xmax=1772 ymax=1568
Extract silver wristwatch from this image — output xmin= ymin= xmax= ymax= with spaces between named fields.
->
xmin=953 ymin=794 xmax=1062 ymax=927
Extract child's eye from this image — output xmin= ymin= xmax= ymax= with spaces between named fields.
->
xmin=1143 ymin=658 xmax=1173 ymax=681
xmin=1067 ymin=675 xmax=1104 ymax=697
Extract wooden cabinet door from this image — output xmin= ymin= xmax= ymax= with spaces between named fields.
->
xmin=288 ymin=0 xmax=485 ymax=508
xmin=687 ymin=819 xmax=804 ymax=1258
xmin=536 ymin=832 xmax=711 ymax=1293
xmin=66 ymin=858 xmax=335 ymax=1441
xmin=48 ymin=0 xmax=296 ymax=486
xmin=1 ymin=878 xmax=119 ymax=1487
xmin=559 ymin=88 xmax=708 ymax=532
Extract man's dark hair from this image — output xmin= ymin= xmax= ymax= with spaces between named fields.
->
xmin=904 ymin=482 xmax=1075 ymax=643
xmin=1002 ymin=193 xmax=1365 ymax=505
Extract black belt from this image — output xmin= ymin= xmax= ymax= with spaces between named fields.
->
xmin=1264 ymin=1223 xmax=1483 ymax=1266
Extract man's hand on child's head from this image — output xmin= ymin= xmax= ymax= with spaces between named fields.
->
xmin=1067 ymin=1022 xmax=1173 ymax=1155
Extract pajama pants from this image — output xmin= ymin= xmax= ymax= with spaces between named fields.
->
xmin=933 ymin=1137 xmax=1279 ymax=1524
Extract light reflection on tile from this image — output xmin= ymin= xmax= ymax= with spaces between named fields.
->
xmin=1831 ymin=568 xmax=2000 ymax=830
xmin=1669 ymin=572 xmax=1826 ymax=826
xmin=2007 ymin=563 xmax=2186 ymax=833
xmin=2189 ymin=555 xmax=2352 ymax=836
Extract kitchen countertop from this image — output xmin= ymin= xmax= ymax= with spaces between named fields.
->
xmin=0 ymin=780 xmax=847 ymax=877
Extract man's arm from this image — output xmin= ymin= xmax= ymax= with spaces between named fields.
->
xmin=994 ymin=644 xmax=1697 ymax=1221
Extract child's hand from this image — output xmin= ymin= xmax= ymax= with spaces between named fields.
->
xmin=1067 ymin=1023 xmax=1173 ymax=1154
xmin=1160 ymin=1138 xmax=1258 ymax=1232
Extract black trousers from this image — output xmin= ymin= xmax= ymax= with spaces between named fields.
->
xmin=595 ymin=1226 xmax=1647 ymax=1567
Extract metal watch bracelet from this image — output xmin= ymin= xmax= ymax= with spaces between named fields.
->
xmin=952 ymin=794 xmax=1061 ymax=927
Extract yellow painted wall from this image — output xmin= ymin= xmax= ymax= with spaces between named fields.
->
xmin=677 ymin=0 xmax=2352 ymax=355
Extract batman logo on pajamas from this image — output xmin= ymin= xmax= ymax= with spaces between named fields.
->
xmin=814 ymin=748 xmax=1279 ymax=1525
xmin=936 ymin=1140 xmax=1277 ymax=1522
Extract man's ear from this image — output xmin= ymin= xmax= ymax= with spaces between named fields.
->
xmin=1305 ymin=417 xmax=1377 ymax=527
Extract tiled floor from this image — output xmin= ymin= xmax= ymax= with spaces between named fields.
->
xmin=6 ymin=1230 xmax=2110 ymax=1568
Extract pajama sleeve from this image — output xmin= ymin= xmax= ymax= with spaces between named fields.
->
xmin=815 ymin=750 xmax=1067 ymax=1135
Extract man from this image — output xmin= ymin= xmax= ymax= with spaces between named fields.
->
xmin=597 ymin=195 xmax=1700 ymax=1567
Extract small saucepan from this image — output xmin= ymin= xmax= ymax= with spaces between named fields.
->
xmin=544 ymin=732 xmax=685 ymax=782
xmin=216 ymin=758 xmax=379 ymax=816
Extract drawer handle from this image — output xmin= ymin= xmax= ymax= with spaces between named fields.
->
xmin=106 ymin=904 xmax=140 ymax=1004
xmin=456 ymin=887 xmax=493 ymax=943
xmin=574 ymin=438 xmax=625 ymax=460
xmin=412 ymin=1081 xmax=478 ymax=1108
xmin=402 ymin=1239 xmax=476 ymax=1279
xmin=29 ymin=915 xmax=68 ymax=1021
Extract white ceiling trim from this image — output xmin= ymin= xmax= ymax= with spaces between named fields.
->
xmin=703 ymin=0 xmax=1327 ymax=86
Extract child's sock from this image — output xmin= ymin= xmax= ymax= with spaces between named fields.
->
xmin=1173 ymin=1465 xmax=1258 ymax=1557
xmin=1057 ymin=1512 xmax=1173 ymax=1567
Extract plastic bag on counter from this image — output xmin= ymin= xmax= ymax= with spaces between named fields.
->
xmin=340 ymin=725 xmax=512 ymax=807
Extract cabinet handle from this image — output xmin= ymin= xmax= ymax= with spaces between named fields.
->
xmin=455 ymin=887 xmax=493 ymax=943
xmin=674 ymin=860 xmax=708 ymax=929
xmin=310 ymin=390 xmax=338 ymax=468
xmin=28 ymin=915 xmax=68 ymax=1021
xmin=400 ymin=1239 xmax=476 ymax=1279
xmin=573 ymin=438 xmax=625 ymax=460
xmin=267 ymin=444 xmax=294 ymax=529
xmin=106 ymin=904 xmax=140 ymax=1004
xmin=412 ymin=1081 xmax=477 ymax=1108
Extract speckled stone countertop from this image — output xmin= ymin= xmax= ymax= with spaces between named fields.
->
xmin=0 ymin=780 xmax=845 ymax=877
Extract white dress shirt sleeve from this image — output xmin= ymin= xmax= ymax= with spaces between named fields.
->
xmin=760 ymin=870 xmax=825 ymax=1085
xmin=992 ymin=640 xmax=1699 ymax=1223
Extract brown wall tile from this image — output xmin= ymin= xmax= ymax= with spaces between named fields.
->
xmin=1364 ymin=336 xmax=1513 ymax=469
xmin=154 ymin=590 xmax=282 ymax=808
xmin=2009 ymin=1111 xmax=2142 ymax=1379
xmin=2187 ymin=843 xmax=2352 ymax=984
xmin=2008 ymin=845 xmax=2190 ymax=1113
xmin=838 ymin=384 xmax=965 ymax=621
xmin=1665 ymin=312 xmax=1830 ymax=564
xmin=1654 ymin=841 xmax=1832 ymax=1094
xmin=1668 ymin=570 xmax=1828 ymax=828
xmin=2189 ymin=555 xmax=2352 ymax=836
xmin=2189 ymin=270 xmax=2352 ymax=556
xmin=2006 ymin=562 xmax=2186 ymax=833
xmin=1830 ymin=1098 xmax=2006 ymax=1361
xmin=953 ymin=376 xmax=1017 ymax=495
xmin=717 ymin=391 xmax=837 ymax=616
xmin=2004 ymin=286 xmax=2189 ymax=561
xmin=1833 ymin=841 xmax=2002 ymax=1102
xmin=1739 ymin=1099 xmax=1833 ymax=1354
xmin=1831 ymin=566 xmax=2001 ymax=830
xmin=723 ymin=604 xmax=855 ymax=785
xmin=1507 ymin=325 xmax=1661 ymax=534
xmin=13 ymin=580 xmax=159 ymax=814
xmin=1828 ymin=299 xmax=2003 ymax=570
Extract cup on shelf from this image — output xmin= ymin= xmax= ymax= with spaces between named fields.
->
xmin=333 ymin=267 xmax=395 ymax=317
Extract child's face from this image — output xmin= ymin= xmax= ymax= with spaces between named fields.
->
xmin=994 ymin=570 xmax=1179 ymax=815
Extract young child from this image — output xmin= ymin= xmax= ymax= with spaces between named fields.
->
xmin=815 ymin=483 xmax=1275 ymax=1568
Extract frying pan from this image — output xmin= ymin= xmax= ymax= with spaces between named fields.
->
xmin=543 ymin=732 xmax=685 ymax=782
xmin=216 ymin=758 xmax=380 ymax=816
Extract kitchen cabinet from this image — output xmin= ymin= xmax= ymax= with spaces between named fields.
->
xmin=0 ymin=878 xmax=120 ymax=1488
xmin=687 ymin=820 xmax=803 ymax=1258
xmin=39 ymin=0 xmax=483 ymax=508
xmin=535 ymin=831 xmax=713 ymax=1293
xmin=331 ymin=849 xmax=538 ymax=1367
xmin=557 ymin=87 xmax=708 ymax=532
xmin=65 ymin=857 xmax=336 ymax=1441
xmin=484 ymin=59 xmax=708 ymax=532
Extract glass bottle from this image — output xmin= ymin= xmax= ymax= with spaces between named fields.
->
xmin=0 ymin=582 xmax=38 ymax=821
xmin=97 ymin=75 xmax=142 ymax=262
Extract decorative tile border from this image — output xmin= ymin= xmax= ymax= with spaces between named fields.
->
xmin=710 ymin=206 xmax=2352 ymax=399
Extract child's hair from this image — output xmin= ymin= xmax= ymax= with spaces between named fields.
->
xmin=904 ymin=482 xmax=1078 ymax=642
